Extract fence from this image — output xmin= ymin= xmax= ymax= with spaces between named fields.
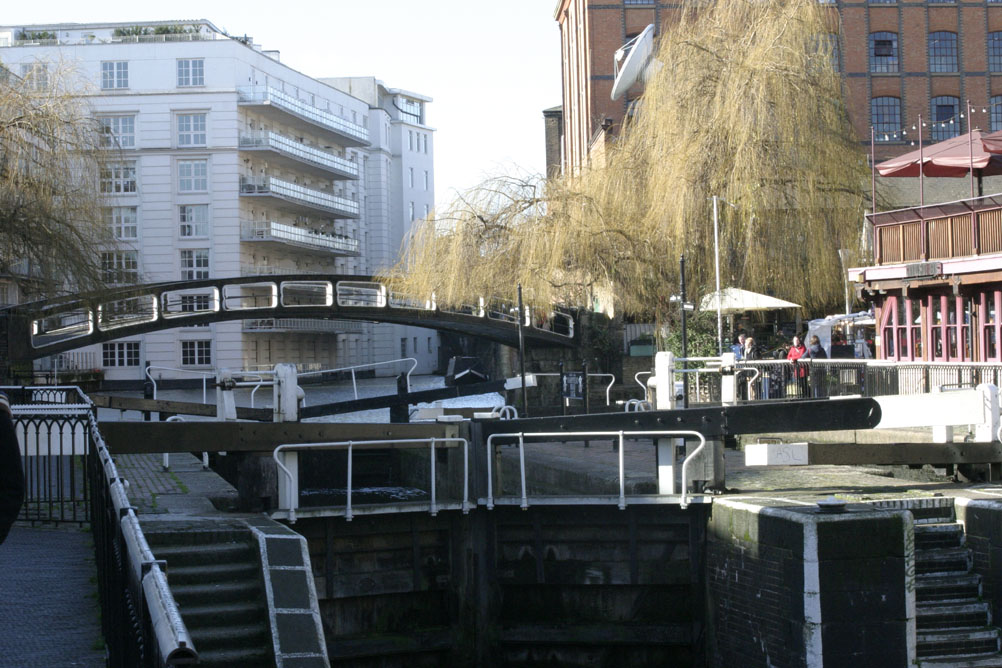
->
xmin=670 ymin=360 xmax=1002 ymax=404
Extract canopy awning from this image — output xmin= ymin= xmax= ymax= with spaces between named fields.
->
xmin=699 ymin=287 xmax=800 ymax=315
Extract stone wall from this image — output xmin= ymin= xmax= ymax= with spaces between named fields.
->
xmin=956 ymin=497 xmax=1002 ymax=627
xmin=706 ymin=499 xmax=914 ymax=667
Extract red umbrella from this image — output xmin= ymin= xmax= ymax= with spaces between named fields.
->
xmin=982 ymin=130 xmax=1002 ymax=155
xmin=876 ymin=128 xmax=1002 ymax=201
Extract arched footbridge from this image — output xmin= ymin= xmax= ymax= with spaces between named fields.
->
xmin=0 ymin=274 xmax=576 ymax=362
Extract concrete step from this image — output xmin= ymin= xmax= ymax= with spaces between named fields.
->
xmin=917 ymin=574 xmax=983 ymax=604
xmin=916 ymin=547 xmax=974 ymax=576
xmin=916 ymin=523 xmax=967 ymax=551
xmin=918 ymin=630 xmax=1000 ymax=659
xmin=869 ymin=497 xmax=956 ymax=524
xmin=188 ymin=622 xmax=271 ymax=652
xmin=918 ymin=602 xmax=992 ymax=631
xmin=171 ymin=579 xmax=261 ymax=606
xmin=152 ymin=540 xmax=256 ymax=567
xmin=920 ymin=655 xmax=1002 ymax=667
xmin=191 ymin=645 xmax=273 ymax=668
xmin=179 ymin=600 xmax=264 ymax=627
xmin=167 ymin=560 xmax=260 ymax=585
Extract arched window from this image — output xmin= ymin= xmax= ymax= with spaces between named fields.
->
xmin=929 ymin=31 xmax=958 ymax=73
xmin=871 ymin=97 xmax=901 ymax=141
xmin=869 ymin=32 xmax=899 ymax=73
xmin=992 ymin=95 xmax=1002 ymax=132
xmin=930 ymin=96 xmax=960 ymax=141
xmin=990 ymin=32 xmax=1002 ymax=72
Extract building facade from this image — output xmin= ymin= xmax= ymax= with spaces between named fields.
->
xmin=554 ymin=0 xmax=1002 ymax=174
xmin=0 ymin=20 xmax=439 ymax=381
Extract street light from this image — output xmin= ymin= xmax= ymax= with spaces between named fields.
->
xmin=711 ymin=196 xmax=737 ymax=355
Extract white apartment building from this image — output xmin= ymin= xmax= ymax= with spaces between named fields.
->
xmin=0 ymin=20 xmax=439 ymax=382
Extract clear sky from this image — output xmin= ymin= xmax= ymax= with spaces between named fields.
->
xmin=4 ymin=1 xmax=564 ymax=208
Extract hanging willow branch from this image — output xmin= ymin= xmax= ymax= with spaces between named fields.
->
xmin=386 ymin=0 xmax=867 ymax=321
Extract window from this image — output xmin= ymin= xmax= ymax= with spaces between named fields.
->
xmin=101 ymin=251 xmax=138 ymax=284
xmin=413 ymin=337 xmax=417 ymax=352
xmin=180 ymin=294 xmax=210 ymax=312
xmin=424 ymin=204 xmax=429 ymax=218
xmin=408 ymin=131 xmax=414 ymax=151
xmin=101 ymin=61 xmax=128 ymax=89
xmin=990 ymin=33 xmax=1002 ymax=73
xmin=992 ymin=96 xmax=1002 ymax=133
xmin=928 ymin=32 xmax=958 ymax=73
xmin=177 ymin=58 xmax=204 ymax=87
xmin=179 ymin=204 xmax=209 ymax=238
xmin=871 ymin=97 xmax=901 ymax=142
xmin=97 ymin=115 xmax=135 ymax=148
xmin=931 ymin=96 xmax=960 ymax=141
xmin=105 ymin=206 xmax=138 ymax=240
xmin=423 ymin=134 xmax=428 ymax=154
xmin=180 ymin=249 xmax=209 ymax=280
xmin=400 ymin=337 xmax=407 ymax=357
xmin=178 ymin=160 xmax=208 ymax=192
xmin=424 ymin=170 xmax=429 ymax=191
xmin=409 ymin=167 xmax=414 ymax=188
xmin=181 ymin=340 xmax=212 ymax=366
xmin=409 ymin=201 xmax=415 ymax=221
xmin=19 ymin=62 xmax=48 ymax=90
xmin=427 ymin=337 xmax=432 ymax=353
xmin=869 ymin=32 xmax=898 ymax=73
xmin=103 ymin=342 xmax=140 ymax=367
xmin=982 ymin=291 xmax=1001 ymax=361
xmin=100 ymin=162 xmax=137 ymax=194
xmin=177 ymin=113 xmax=206 ymax=147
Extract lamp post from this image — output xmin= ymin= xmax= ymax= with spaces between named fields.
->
xmin=711 ymin=196 xmax=737 ymax=355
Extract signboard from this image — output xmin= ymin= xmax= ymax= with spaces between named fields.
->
xmin=904 ymin=261 xmax=942 ymax=279
xmin=562 ymin=372 xmax=583 ymax=400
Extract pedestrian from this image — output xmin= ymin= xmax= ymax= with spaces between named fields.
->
xmin=786 ymin=335 xmax=809 ymax=398
xmin=731 ymin=333 xmax=746 ymax=360
xmin=0 ymin=391 xmax=24 ymax=545
xmin=807 ymin=334 xmax=828 ymax=398
xmin=743 ymin=336 xmax=760 ymax=400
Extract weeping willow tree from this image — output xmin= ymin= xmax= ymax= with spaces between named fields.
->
xmin=388 ymin=0 xmax=868 ymax=323
xmin=0 ymin=60 xmax=116 ymax=299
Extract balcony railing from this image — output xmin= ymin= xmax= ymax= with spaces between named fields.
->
xmin=243 ymin=318 xmax=363 ymax=333
xmin=869 ymin=193 xmax=1002 ymax=265
xmin=239 ymin=132 xmax=358 ymax=179
xmin=239 ymin=176 xmax=359 ymax=218
xmin=239 ymin=265 xmax=328 ymax=277
xmin=237 ymin=86 xmax=369 ymax=145
xmin=240 ymin=220 xmax=359 ymax=255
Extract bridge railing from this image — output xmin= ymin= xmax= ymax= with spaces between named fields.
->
xmin=87 ymin=400 xmax=198 ymax=667
xmin=272 ymin=437 xmax=470 ymax=522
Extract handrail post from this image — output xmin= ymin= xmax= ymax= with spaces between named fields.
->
xmin=618 ymin=431 xmax=626 ymax=510
xmin=486 ymin=435 xmax=495 ymax=510
xmin=462 ymin=438 xmax=470 ymax=513
xmin=346 ymin=442 xmax=353 ymax=521
xmin=518 ymin=432 xmax=527 ymax=510
xmin=429 ymin=438 xmax=437 ymax=516
xmin=351 ymin=369 xmax=358 ymax=399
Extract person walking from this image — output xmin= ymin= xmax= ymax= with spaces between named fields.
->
xmin=807 ymin=334 xmax=828 ymax=398
xmin=786 ymin=335 xmax=809 ymax=398
xmin=0 ymin=392 xmax=24 ymax=545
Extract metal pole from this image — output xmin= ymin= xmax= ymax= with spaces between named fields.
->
xmin=919 ymin=114 xmax=924 ymax=207
xmin=713 ymin=195 xmax=722 ymax=355
xmin=680 ymin=254 xmax=689 ymax=409
xmin=969 ymin=100 xmax=975 ymax=200
xmin=870 ymin=126 xmax=877 ymax=214
xmin=517 ymin=284 xmax=528 ymax=417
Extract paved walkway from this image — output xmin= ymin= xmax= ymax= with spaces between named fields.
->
xmin=0 ymin=526 xmax=105 ymax=668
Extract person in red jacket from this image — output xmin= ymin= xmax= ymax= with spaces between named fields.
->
xmin=786 ymin=335 xmax=809 ymax=398
xmin=0 ymin=392 xmax=24 ymax=544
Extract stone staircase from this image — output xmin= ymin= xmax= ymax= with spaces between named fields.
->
xmin=147 ymin=528 xmax=274 ymax=667
xmin=909 ymin=501 xmax=1002 ymax=667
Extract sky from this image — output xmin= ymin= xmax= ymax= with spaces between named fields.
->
xmin=4 ymin=0 xmax=564 ymax=208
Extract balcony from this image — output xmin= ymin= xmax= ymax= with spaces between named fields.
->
xmin=239 ymin=176 xmax=359 ymax=219
xmin=239 ymin=132 xmax=359 ymax=180
xmin=237 ymin=86 xmax=369 ymax=147
xmin=241 ymin=220 xmax=360 ymax=257
xmin=242 ymin=318 xmax=364 ymax=333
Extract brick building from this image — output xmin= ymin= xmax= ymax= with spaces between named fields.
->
xmin=553 ymin=0 xmax=1002 ymax=176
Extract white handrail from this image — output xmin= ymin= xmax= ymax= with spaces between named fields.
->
xmin=485 ymin=429 xmax=706 ymax=510
xmin=144 ymin=365 xmax=213 ymax=403
xmin=533 ymin=372 xmax=617 ymax=406
xmin=299 ymin=357 xmax=418 ymax=396
xmin=635 ymin=371 xmax=652 ymax=402
xmin=272 ymin=437 xmax=470 ymax=523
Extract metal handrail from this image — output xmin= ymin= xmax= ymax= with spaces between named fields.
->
xmin=144 ymin=366 xmax=213 ymax=403
xmin=635 ymin=371 xmax=652 ymax=402
xmin=272 ymin=438 xmax=469 ymax=523
xmin=299 ymin=357 xmax=418 ymax=396
xmin=534 ymin=372 xmax=617 ymax=405
xmin=485 ymin=429 xmax=706 ymax=510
